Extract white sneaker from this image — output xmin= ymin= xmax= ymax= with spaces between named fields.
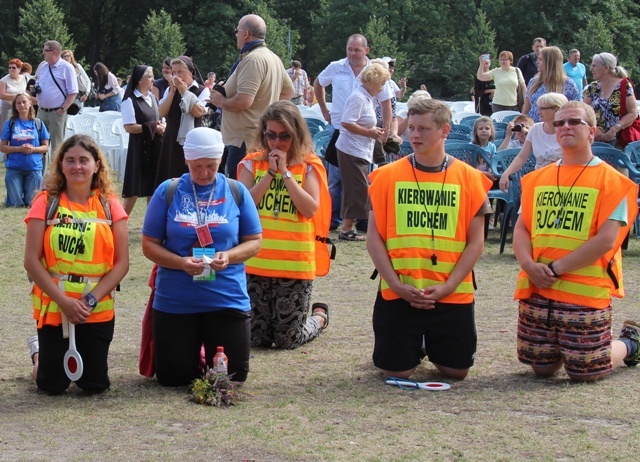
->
xmin=27 ymin=335 xmax=39 ymax=363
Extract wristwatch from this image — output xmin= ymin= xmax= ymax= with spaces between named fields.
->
xmin=615 ymin=123 xmax=622 ymax=130
xmin=85 ymin=293 xmax=98 ymax=311
xmin=283 ymin=170 xmax=293 ymax=179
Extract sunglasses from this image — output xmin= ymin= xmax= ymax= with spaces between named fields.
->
xmin=8 ymin=66 xmax=18 ymax=69
xmin=552 ymin=118 xmax=590 ymax=128
xmin=264 ymin=131 xmax=292 ymax=142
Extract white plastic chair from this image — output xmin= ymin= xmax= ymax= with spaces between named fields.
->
xmin=112 ymin=120 xmax=129 ymax=182
xmin=491 ymin=110 xmax=521 ymax=123
xmin=93 ymin=115 xmax=123 ymax=175
xmin=449 ymin=101 xmax=475 ymax=115
xmin=66 ymin=114 xmax=98 ymax=138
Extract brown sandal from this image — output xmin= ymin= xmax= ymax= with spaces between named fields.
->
xmin=312 ymin=302 xmax=329 ymax=330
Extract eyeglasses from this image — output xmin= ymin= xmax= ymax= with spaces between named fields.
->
xmin=8 ymin=66 xmax=18 ymax=70
xmin=552 ymin=118 xmax=590 ymax=128
xmin=538 ymin=106 xmax=555 ymax=111
xmin=235 ymin=28 xmax=246 ymax=34
xmin=264 ymin=131 xmax=292 ymax=142
xmin=43 ymin=49 xmax=53 ymax=53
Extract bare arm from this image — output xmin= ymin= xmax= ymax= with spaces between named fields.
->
xmin=313 ymin=78 xmax=330 ymax=124
xmin=282 ymin=167 xmax=320 ymax=219
xmin=476 ymin=59 xmax=493 ymax=81
xmin=0 ymin=81 xmax=12 ymax=102
xmin=499 ymin=140 xmax=532 ymax=191
xmin=158 ymin=85 xmax=175 ymax=118
xmin=1 ymin=138 xmax=48 ymax=154
xmin=521 ymin=97 xmax=531 ymax=117
xmin=513 ymin=215 xmax=557 ymax=288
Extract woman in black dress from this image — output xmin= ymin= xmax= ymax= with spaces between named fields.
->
xmin=153 ymin=56 xmax=209 ymax=188
xmin=121 ymin=65 xmax=165 ymax=215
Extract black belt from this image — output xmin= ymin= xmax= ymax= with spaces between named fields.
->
xmin=40 ymin=107 xmax=62 ymax=112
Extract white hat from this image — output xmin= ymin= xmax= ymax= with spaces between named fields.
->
xmin=381 ymin=56 xmax=396 ymax=64
xmin=183 ymin=127 xmax=224 ymax=160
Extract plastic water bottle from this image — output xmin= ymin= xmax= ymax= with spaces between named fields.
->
xmin=212 ymin=346 xmax=228 ymax=374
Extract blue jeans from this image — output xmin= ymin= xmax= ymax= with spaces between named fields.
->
xmin=326 ymin=162 xmax=342 ymax=229
xmin=5 ymin=168 xmax=42 ymax=207
xmin=225 ymin=143 xmax=246 ymax=180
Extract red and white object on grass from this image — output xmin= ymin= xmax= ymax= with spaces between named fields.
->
xmin=63 ymin=323 xmax=84 ymax=381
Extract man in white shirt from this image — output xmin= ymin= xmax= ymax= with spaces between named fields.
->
xmin=314 ymin=34 xmax=392 ymax=230
xmin=34 ymin=40 xmax=78 ymax=165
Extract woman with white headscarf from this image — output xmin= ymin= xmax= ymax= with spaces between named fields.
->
xmin=142 ymin=127 xmax=262 ymax=386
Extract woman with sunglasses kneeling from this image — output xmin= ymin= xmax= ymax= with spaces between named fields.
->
xmin=238 ymin=101 xmax=332 ymax=349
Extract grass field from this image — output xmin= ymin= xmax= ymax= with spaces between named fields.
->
xmin=1 ymin=164 xmax=639 ymax=461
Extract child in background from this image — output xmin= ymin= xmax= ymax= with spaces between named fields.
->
xmin=498 ymin=114 xmax=534 ymax=151
xmin=470 ymin=116 xmax=496 ymax=179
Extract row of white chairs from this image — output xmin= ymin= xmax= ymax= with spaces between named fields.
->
xmin=65 ymin=110 xmax=129 ymax=181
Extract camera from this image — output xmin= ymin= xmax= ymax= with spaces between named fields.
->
xmin=513 ymin=123 xmax=525 ymax=132
xmin=30 ymin=84 xmax=42 ymax=96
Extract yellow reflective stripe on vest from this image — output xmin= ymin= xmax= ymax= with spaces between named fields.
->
xmin=381 ymin=274 xmax=474 ymax=294
xmin=248 ymin=257 xmax=315 ymax=272
xmin=552 ymin=279 xmax=611 ymax=300
xmin=260 ymin=219 xmax=313 ymax=233
xmin=386 ymin=236 xmax=467 ymax=252
xmin=532 ymin=235 xmax=584 ymax=252
xmin=391 ymin=257 xmax=456 ymax=274
xmin=261 ymin=238 xmax=314 ymax=252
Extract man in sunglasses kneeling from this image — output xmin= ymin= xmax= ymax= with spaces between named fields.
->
xmin=513 ymin=101 xmax=640 ymax=382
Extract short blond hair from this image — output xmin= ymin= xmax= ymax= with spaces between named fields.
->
xmin=360 ymin=63 xmax=391 ymax=86
xmin=407 ymin=99 xmax=452 ymax=128
xmin=537 ymin=92 xmax=568 ymax=110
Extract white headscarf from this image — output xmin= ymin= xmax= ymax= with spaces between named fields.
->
xmin=183 ymin=127 xmax=224 ymax=160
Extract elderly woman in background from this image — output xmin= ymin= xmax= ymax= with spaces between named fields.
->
xmin=335 ymin=62 xmax=390 ymax=241
xmin=521 ymin=46 xmax=580 ymax=122
xmin=24 ymin=135 xmax=129 ymax=394
xmin=0 ymin=59 xmax=28 ymax=135
xmin=121 ymin=65 xmax=166 ymax=215
xmin=498 ymin=92 xmax=568 ymax=192
xmin=238 ymin=101 xmax=331 ymax=349
xmin=154 ymin=56 xmax=209 ymax=187
xmin=142 ymin=127 xmax=261 ymax=386
xmin=93 ymin=62 xmax=122 ymax=112
xmin=61 ymin=50 xmax=91 ymax=109
xmin=583 ymin=52 xmax=638 ymax=146
xmin=1 ymin=93 xmax=49 ymax=207
xmin=477 ymin=51 xmax=526 ymax=113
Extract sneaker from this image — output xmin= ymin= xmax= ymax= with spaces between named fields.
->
xmin=27 ymin=335 xmax=39 ymax=364
xmin=620 ymin=320 xmax=640 ymax=367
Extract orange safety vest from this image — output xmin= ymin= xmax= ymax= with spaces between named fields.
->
xmin=368 ymin=156 xmax=492 ymax=303
xmin=32 ymin=190 xmax=117 ymax=327
xmin=514 ymin=161 xmax=638 ymax=308
xmin=240 ymin=151 xmax=332 ymax=279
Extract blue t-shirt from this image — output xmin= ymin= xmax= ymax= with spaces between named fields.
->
xmin=1 ymin=118 xmax=50 ymax=171
xmin=563 ymin=62 xmax=587 ymax=96
xmin=142 ymin=173 xmax=262 ymax=314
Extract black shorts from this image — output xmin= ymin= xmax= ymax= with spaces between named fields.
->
xmin=372 ymin=293 xmax=477 ymax=372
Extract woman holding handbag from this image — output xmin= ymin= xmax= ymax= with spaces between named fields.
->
xmin=584 ymin=52 xmax=639 ymax=147
xmin=93 ymin=62 xmax=122 ymax=112
xmin=476 ymin=51 xmax=526 ymax=112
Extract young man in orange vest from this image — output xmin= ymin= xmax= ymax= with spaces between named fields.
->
xmin=513 ymin=101 xmax=640 ymax=381
xmin=367 ymin=99 xmax=492 ymax=380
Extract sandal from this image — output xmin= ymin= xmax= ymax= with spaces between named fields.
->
xmin=312 ymin=302 xmax=329 ymax=330
xmin=338 ymin=230 xmax=365 ymax=241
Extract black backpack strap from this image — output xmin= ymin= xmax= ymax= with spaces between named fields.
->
xmin=227 ymin=178 xmax=244 ymax=207
xmin=164 ymin=178 xmax=180 ymax=208
xmin=45 ymin=194 xmax=61 ymax=224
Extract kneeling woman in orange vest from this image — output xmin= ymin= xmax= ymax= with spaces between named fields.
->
xmin=238 ymin=101 xmax=332 ymax=349
xmin=24 ymin=135 xmax=129 ymax=394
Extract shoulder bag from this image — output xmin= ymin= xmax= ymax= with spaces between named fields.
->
xmin=618 ymin=77 xmax=640 ymax=148
xmin=48 ymin=66 xmax=81 ymax=115
xmin=515 ymin=67 xmax=525 ymax=111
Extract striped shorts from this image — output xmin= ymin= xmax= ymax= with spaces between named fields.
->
xmin=517 ymin=294 xmax=613 ymax=379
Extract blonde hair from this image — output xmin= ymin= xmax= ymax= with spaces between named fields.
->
xmin=254 ymin=101 xmax=315 ymax=165
xmin=529 ymin=46 xmax=567 ymax=95
xmin=471 ymin=116 xmax=495 ymax=144
xmin=537 ymin=92 xmax=568 ymax=110
xmin=43 ymin=135 xmax=116 ymax=198
xmin=360 ymin=63 xmax=391 ymax=86
xmin=407 ymin=99 xmax=451 ymax=128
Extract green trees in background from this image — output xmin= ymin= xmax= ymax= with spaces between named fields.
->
xmin=1 ymin=0 xmax=639 ymax=99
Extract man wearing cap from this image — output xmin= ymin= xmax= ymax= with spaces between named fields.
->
xmin=33 ymin=40 xmax=78 ymax=164
xmin=313 ymin=34 xmax=392 ymax=230
xmin=142 ymin=127 xmax=262 ymax=386
xmin=288 ymin=60 xmax=308 ymax=106
xmin=209 ymin=14 xmax=294 ymax=180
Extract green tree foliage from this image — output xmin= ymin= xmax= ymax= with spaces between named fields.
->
xmin=133 ymin=9 xmax=186 ymax=70
xmin=14 ymin=0 xmax=75 ymax=66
